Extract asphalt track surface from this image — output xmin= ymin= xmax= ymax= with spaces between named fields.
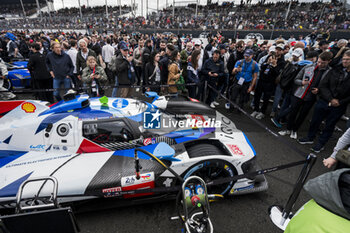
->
xmin=15 ymin=89 xmax=349 ymax=233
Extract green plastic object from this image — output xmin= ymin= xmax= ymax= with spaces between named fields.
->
xmin=99 ymin=96 xmax=109 ymax=107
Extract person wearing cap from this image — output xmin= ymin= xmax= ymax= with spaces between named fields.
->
xmin=193 ymin=39 xmax=209 ymax=72
xmin=277 ymin=51 xmax=332 ymax=140
xmin=230 ymin=49 xmax=259 ymax=110
xmin=272 ymin=50 xmax=318 ymax=128
xmin=112 ymin=43 xmax=136 ymax=98
xmin=3 ymin=36 xmax=19 ymax=61
xmin=298 ymin=50 xmax=350 ymax=153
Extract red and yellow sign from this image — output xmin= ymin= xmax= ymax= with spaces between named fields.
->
xmin=21 ymin=102 xmax=36 ymax=113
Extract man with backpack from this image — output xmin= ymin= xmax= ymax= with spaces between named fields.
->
xmin=230 ymin=49 xmax=259 ymax=110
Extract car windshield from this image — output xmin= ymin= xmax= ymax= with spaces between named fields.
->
xmin=83 ymin=119 xmax=134 ymax=144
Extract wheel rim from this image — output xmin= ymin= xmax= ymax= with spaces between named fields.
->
xmin=184 ymin=160 xmax=235 ymax=195
xmin=3 ymin=79 xmax=12 ymax=90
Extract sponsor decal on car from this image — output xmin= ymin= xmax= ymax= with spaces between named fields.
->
xmin=121 ymin=172 xmax=155 ymax=198
xmin=112 ymin=98 xmax=129 ymax=109
xmin=143 ymin=138 xmax=157 ymax=146
xmin=30 ymin=144 xmax=46 ymax=151
xmin=21 ymin=102 xmax=36 ymax=113
xmin=102 ymin=186 xmax=122 ymax=198
xmin=230 ymin=184 xmax=254 ymax=194
xmin=121 ymin=172 xmax=154 ymax=187
xmin=227 ymin=144 xmax=244 ymax=156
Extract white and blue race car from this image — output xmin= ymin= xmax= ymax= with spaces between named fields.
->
xmin=0 ymin=92 xmax=267 ymax=209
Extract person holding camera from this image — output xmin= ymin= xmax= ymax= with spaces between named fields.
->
xmin=82 ymin=56 xmax=107 ymax=97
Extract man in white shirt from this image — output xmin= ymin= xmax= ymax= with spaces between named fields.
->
xmin=102 ymin=38 xmax=114 ymax=64
xmin=67 ymin=40 xmax=79 ymax=88
xmin=102 ymin=38 xmax=114 ymax=83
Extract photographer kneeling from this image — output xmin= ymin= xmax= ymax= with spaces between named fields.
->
xmin=82 ymin=56 xmax=107 ymax=97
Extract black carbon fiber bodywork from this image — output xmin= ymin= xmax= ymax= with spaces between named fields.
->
xmin=84 ymin=155 xmax=170 ymax=196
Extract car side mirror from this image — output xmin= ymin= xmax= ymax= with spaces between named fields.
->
xmin=153 ymin=142 xmax=180 ymax=161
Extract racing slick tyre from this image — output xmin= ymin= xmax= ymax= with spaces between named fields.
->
xmin=186 ymin=143 xmax=226 ymax=158
xmin=183 ymin=159 xmax=237 ymax=196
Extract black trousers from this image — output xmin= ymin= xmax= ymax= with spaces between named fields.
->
xmin=307 ymin=99 xmax=347 ymax=146
xmin=135 ymin=66 xmax=142 ymax=85
xmin=205 ymin=77 xmax=218 ymax=105
xmin=286 ymin=96 xmax=315 ymax=132
xmin=253 ymin=81 xmax=274 ymax=114
xmin=230 ymin=80 xmax=251 ymax=108
xmin=33 ymin=78 xmax=54 ymax=103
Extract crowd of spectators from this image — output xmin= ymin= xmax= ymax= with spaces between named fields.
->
xmin=1 ymin=21 xmax=350 ymax=231
xmin=0 ymin=3 xmax=38 ymax=17
xmin=1 ymin=1 xmax=350 ymax=31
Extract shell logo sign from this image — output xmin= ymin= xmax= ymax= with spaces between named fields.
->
xmin=21 ymin=102 xmax=36 ymax=113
